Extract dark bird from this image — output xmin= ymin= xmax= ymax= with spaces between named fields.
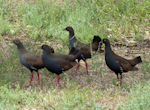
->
xmin=64 ymin=26 xmax=104 ymax=74
xmin=41 ymin=44 xmax=81 ymax=86
xmin=13 ymin=39 xmax=45 ymax=86
xmin=102 ymin=38 xmax=142 ymax=85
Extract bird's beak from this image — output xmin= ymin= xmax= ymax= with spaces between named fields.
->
xmin=63 ymin=28 xmax=66 ymax=31
xmin=99 ymin=41 xmax=103 ymax=44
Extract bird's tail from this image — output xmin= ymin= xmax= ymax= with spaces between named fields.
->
xmin=128 ymin=56 xmax=142 ymax=66
xmin=92 ymin=36 xmax=104 ymax=53
xmin=92 ymin=36 xmax=102 ymax=43
xmin=136 ymin=56 xmax=142 ymax=63
xmin=51 ymin=47 xmax=54 ymax=53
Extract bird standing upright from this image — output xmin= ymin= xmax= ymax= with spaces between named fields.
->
xmin=102 ymin=38 xmax=142 ymax=85
xmin=64 ymin=26 xmax=104 ymax=74
xmin=13 ymin=39 xmax=44 ymax=86
xmin=41 ymin=45 xmax=81 ymax=86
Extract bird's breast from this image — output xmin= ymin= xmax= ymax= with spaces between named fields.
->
xmin=105 ymin=53 xmax=121 ymax=73
xmin=42 ymin=54 xmax=62 ymax=74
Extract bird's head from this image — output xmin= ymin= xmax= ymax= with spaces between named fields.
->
xmin=99 ymin=38 xmax=110 ymax=45
xmin=41 ymin=44 xmax=54 ymax=53
xmin=12 ymin=39 xmax=22 ymax=46
xmin=103 ymin=38 xmax=110 ymax=44
xmin=63 ymin=26 xmax=74 ymax=32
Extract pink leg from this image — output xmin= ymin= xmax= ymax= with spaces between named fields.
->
xmin=117 ymin=75 xmax=119 ymax=79
xmin=37 ymin=72 xmax=40 ymax=84
xmin=56 ymin=75 xmax=60 ymax=86
xmin=120 ymin=75 xmax=122 ymax=85
xmin=75 ymin=63 xmax=80 ymax=73
xmin=28 ymin=72 xmax=33 ymax=86
xmin=85 ymin=62 xmax=88 ymax=75
xmin=120 ymin=75 xmax=122 ymax=79
xmin=117 ymin=75 xmax=119 ymax=86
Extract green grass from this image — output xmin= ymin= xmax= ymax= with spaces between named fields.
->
xmin=0 ymin=0 xmax=150 ymax=109
xmin=0 ymin=84 xmax=104 ymax=109
xmin=117 ymin=81 xmax=150 ymax=110
xmin=0 ymin=0 xmax=150 ymax=41
xmin=1 ymin=81 xmax=150 ymax=109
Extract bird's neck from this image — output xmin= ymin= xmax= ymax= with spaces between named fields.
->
xmin=105 ymin=43 xmax=114 ymax=56
xmin=69 ymin=31 xmax=77 ymax=49
xmin=69 ymin=31 xmax=77 ymax=40
xmin=69 ymin=30 xmax=74 ymax=37
xmin=17 ymin=44 xmax=27 ymax=53
xmin=44 ymin=49 xmax=53 ymax=55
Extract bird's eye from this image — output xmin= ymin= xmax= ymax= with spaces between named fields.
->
xmin=43 ymin=46 xmax=45 ymax=48
xmin=67 ymin=27 xmax=69 ymax=30
xmin=104 ymin=39 xmax=106 ymax=42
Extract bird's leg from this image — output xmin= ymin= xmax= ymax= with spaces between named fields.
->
xmin=117 ymin=75 xmax=119 ymax=79
xmin=85 ymin=61 xmax=88 ymax=75
xmin=117 ymin=75 xmax=119 ymax=86
xmin=37 ymin=72 xmax=40 ymax=84
xmin=27 ymin=72 xmax=33 ymax=86
xmin=120 ymin=74 xmax=122 ymax=85
xmin=56 ymin=75 xmax=60 ymax=86
xmin=120 ymin=75 xmax=122 ymax=79
xmin=75 ymin=62 xmax=80 ymax=73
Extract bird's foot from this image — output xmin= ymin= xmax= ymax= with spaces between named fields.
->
xmin=86 ymin=71 xmax=89 ymax=75
xmin=120 ymin=80 xmax=122 ymax=86
xmin=26 ymin=83 xmax=31 ymax=87
xmin=55 ymin=83 xmax=60 ymax=87
xmin=38 ymin=80 xmax=40 ymax=84
xmin=75 ymin=70 xmax=78 ymax=74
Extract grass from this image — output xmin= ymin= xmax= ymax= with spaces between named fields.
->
xmin=0 ymin=0 xmax=150 ymax=109
xmin=0 ymin=84 xmax=104 ymax=109
xmin=117 ymin=81 xmax=150 ymax=110
xmin=0 ymin=0 xmax=150 ymax=41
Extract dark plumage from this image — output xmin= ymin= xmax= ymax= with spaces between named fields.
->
xmin=64 ymin=26 xmax=104 ymax=74
xmin=13 ymin=39 xmax=44 ymax=86
xmin=41 ymin=45 xmax=81 ymax=86
xmin=102 ymin=38 xmax=142 ymax=85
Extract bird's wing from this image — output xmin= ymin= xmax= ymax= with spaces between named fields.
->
xmin=79 ymin=49 xmax=91 ymax=59
xmin=50 ymin=54 xmax=77 ymax=61
xmin=116 ymin=60 xmax=138 ymax=72
xmin=53 ymin=58 xmax=76 ymax=71
xmin=23 ymin=52 xmax=44 ymax=69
